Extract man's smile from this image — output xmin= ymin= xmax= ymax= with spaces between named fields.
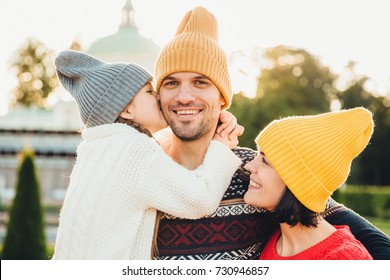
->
xmin=174 ymin=109 xmax=202 ymax=115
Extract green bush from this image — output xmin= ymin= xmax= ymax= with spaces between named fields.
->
xmin=334 ymin=185 xmax=390 ymax=219
xmin=0 ymin=243 xmax=53 ymax=260
xmin=1 ymin=149 xmax=47 ymax=259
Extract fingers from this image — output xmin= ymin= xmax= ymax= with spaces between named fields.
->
xmin=227 ymin=124 xmax=244 ymax=140
xmin=217 ymin=112 xmax=235 ymax=134
xmin=229 ymin=137 xmax=239 ymax=149
xmin=227 ymin=134 xmax=239 ymax=149
xmin=217 ymin=111 xmax=237 ymax=133
xmin=219 ymin=111 xmax=229 ymax=123
xmin=212 ymin=132 xmax=239 ymax=149
xmin=220 ymin=123 xmax=245 ymax=139
xmin=219 ymin=119 xmax=236 ymax=137
xmin=216 ymin=111 xmax=244 ymax=143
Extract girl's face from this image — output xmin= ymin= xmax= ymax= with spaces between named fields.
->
xmin=243 ymin=149 xmax=286 ymax=211
xmin=121 ymin=82 xmax=168 ymax=133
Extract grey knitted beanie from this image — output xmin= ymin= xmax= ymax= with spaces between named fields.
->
xmin=55 ymin=50 xmax=152 ymax=127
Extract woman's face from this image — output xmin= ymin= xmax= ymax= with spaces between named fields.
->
xmin=122 ymin=82 xmax=168 ymax=133
xmin=243 ymin=149 xmax=286 ymax=211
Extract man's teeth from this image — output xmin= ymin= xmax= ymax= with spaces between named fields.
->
xmin=250 ymin=180 xmax=261 ymax=189
xmin=176 ymin=110 xmax=199 ymax=115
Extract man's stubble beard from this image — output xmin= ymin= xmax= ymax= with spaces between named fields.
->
xmin=168 ymin=117 xmax=216 ymax=142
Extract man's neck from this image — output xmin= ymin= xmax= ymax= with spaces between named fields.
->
xmin=165 ymin=133 xmax=214 ymax=170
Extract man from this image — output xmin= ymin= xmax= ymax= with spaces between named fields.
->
xmin=154 ymin=6 xmax=390 ymax=260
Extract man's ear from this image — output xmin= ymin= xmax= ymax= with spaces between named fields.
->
xmin=220 ymin=96 xmax=226 ymax=107
xmin=119 ymin=109 xmax=135 ymax=120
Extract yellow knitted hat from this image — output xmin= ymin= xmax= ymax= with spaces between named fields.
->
xmin=154 ymin=6 xmax=232 ymax=110
xmin=256 ymin=107 xmax=374 ymax=213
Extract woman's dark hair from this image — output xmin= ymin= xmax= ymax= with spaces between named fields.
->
xmin=115 ymin=115 xmax=153 ymax=138
xmin=271 ymin=186 xmax=320 ymax=227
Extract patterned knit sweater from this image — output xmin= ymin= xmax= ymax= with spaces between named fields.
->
xmin=52 ymin=123 xmax=241 ymax=260
xmin=260 ymin=225 xmax=373 ymax=260
xmin=156 ymin=147 xmax=278 ymax=260
xmin=156 ymin=147 xmax=390 ymax=260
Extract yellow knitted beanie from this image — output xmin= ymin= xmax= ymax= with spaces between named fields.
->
xmin=256 ymin=107 xmax=374 ymax=213
xmin=154 ymin=6 xmax=232 ymax=110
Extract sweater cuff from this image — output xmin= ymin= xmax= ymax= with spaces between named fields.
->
xmin=205 ymin=140 xmax=242 ymax=172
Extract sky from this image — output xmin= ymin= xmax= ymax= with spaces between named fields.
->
xmin=1 ymin=0 xmax=390 ymax=115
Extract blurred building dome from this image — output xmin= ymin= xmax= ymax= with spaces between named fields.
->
xmin=87 ymin=0 xmax=160 ymax=73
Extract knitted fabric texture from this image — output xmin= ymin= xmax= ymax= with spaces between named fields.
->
xmin=154 ymin=6 xmax=232 ymax=109
xmin=55 ymin=50 xmax=152 ymax=127
xmin=256 ymin=107 xmax=374 ymax=213
xmin=260 ymin=226 xmax=373 ymax=260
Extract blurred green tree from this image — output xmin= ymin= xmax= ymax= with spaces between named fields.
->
xmin=2 ymin=149 xmax=47 ymax=260
xmin=10 ymin=37 xmax=58 ymax=109
xmin=336 ymin=63 xmax=390 ymax=185
xmin=230 ymin=45 xmax=337 ymax=149
xmin=256 ymin=45 xmax=335 ymax=115
xmin=231 ymin=47 xmax=390 ymax=186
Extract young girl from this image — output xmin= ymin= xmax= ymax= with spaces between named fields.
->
xmin=52 ymin=50 xmax=242 ymax=259
xmin=244 ymin=108 xmax=373 ymax=260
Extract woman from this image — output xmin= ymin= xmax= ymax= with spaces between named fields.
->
xmin=244 ymin=108 xmax=373 ymax=260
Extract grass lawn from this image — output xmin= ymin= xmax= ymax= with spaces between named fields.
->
xmin=364 ymin=216 xmax=390 ymax=237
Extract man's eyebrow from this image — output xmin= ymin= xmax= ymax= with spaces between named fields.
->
xmin=260 ymin=151 xmax=265 ymax=156
xmin=194 ymin=75 xmax=209 ymax=79
xmin=163 ymin=76 xmax=177 ymax=81
xmin=164 ymin=74 xmax=210 ymax=80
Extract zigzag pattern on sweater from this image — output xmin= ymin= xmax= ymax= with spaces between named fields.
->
xmin=161 ymin=203 xmax=265 ymax=219
xmin=158 ymin=244 xmax=261 ymax=260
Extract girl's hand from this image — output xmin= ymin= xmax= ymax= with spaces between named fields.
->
xmin=216 ymin=111 xmax=244 ymax=140
xmin=213 ymin=131 xmax=239 ymax=149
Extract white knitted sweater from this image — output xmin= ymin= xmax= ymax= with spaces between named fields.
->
xmin=52 ymin=123 xmax=241 ymax=259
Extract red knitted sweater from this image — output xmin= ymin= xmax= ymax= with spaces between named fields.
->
xmin=260 ymin=225 xmax=373 ymax=260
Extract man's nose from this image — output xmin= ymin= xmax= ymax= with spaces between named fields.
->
xmin=175 ymin=84 xmax=196 ymax=104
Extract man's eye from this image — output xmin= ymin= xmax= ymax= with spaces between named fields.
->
xmin=262 ymin=157 xmax=269 ymax=165
xmin=195 ymin=80 xmax=208 ymax=85
xmin=163 ymin=81 xmax=178 ymax=86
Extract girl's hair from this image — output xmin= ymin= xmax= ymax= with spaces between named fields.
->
xmin=114 ymin=115 xmax=153 ymax=138
xmin=270 ymin=186 xmax=320 ymax=228
xmin=115 ymin=115 xmax=161 ymax=257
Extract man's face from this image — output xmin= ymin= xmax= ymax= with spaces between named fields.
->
xmin=159 ymin=72 xmax=226 ymax=141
